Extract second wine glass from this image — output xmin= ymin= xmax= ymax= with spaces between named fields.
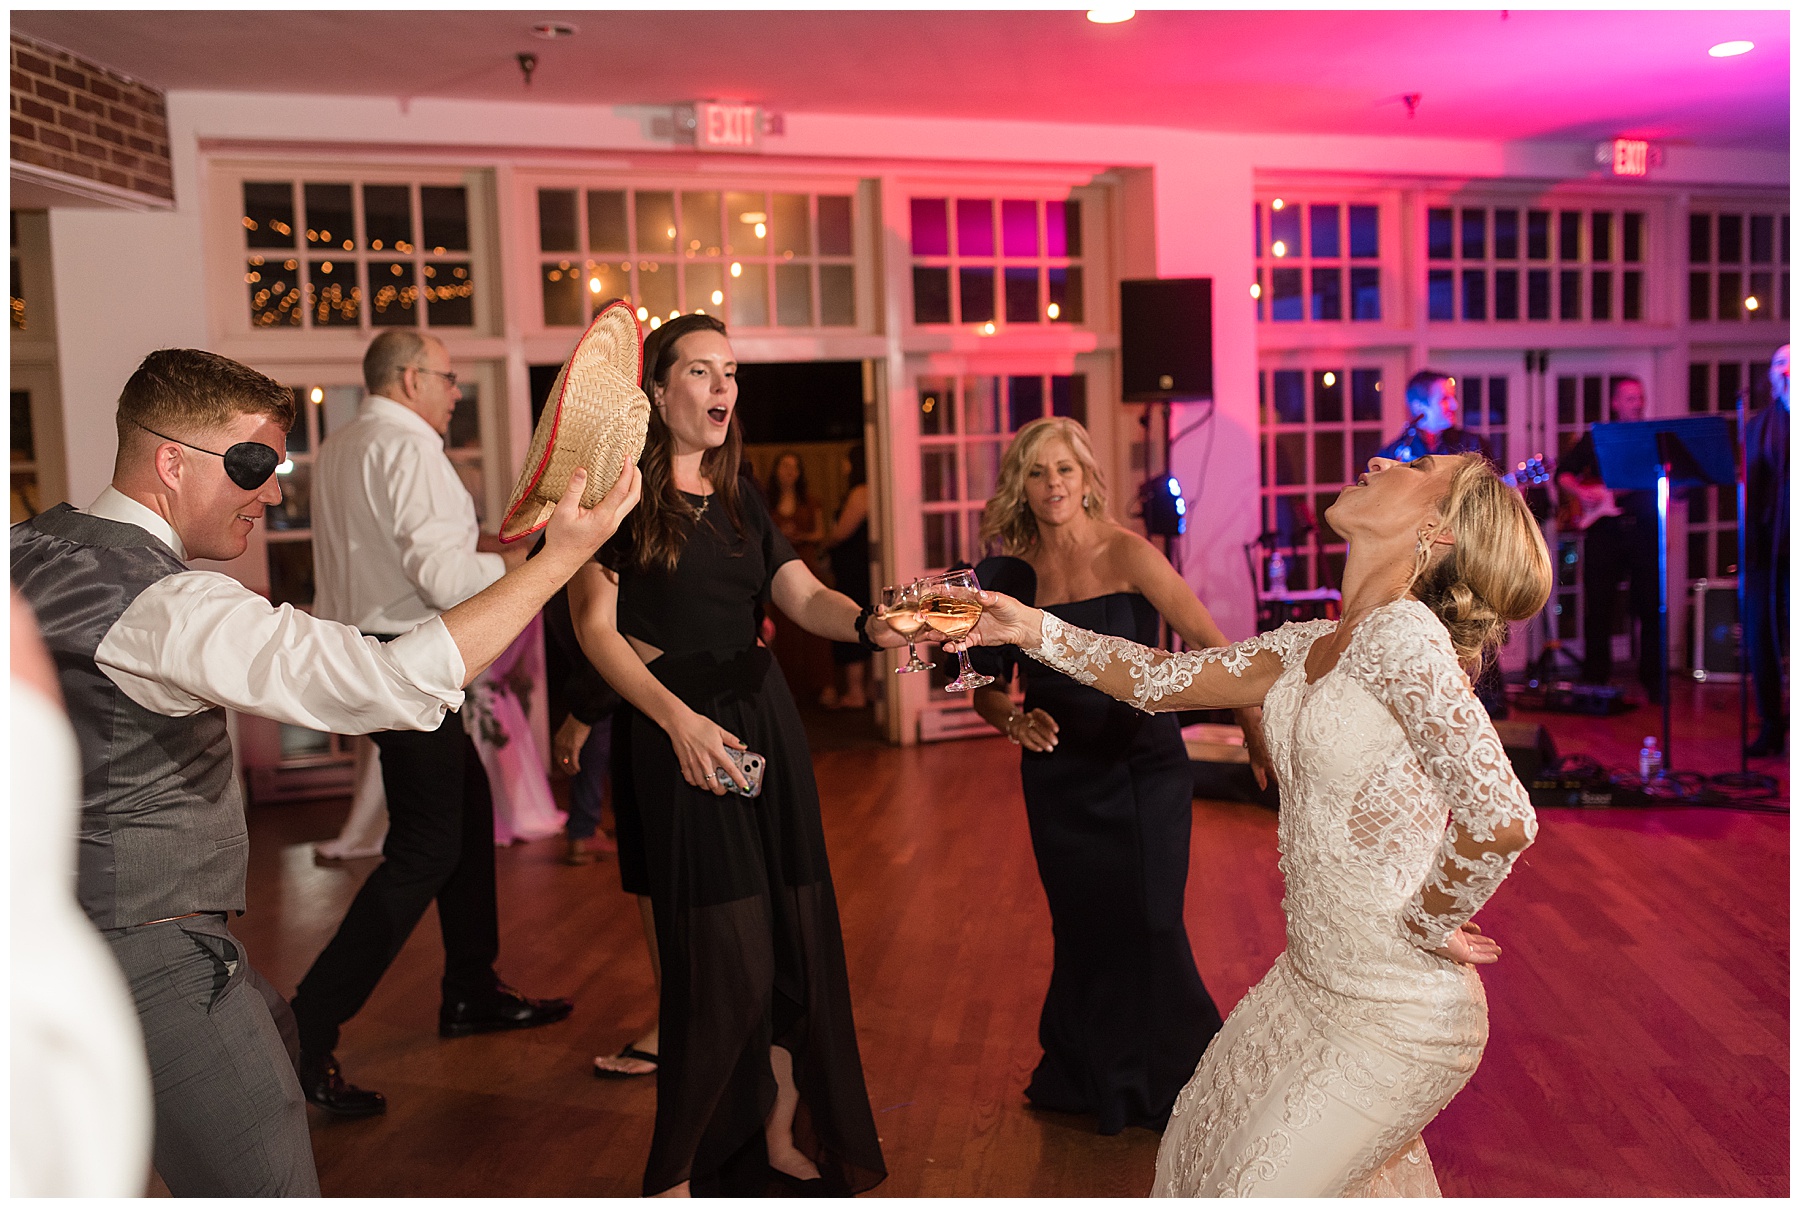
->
xmin=917 ymin=568 xmax=994 ymax=692
xmin=880 ymin=582 xmax=935 ymax=674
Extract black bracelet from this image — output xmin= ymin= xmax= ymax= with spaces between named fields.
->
xmin=854 ymin=601 xmax=881 ymax=653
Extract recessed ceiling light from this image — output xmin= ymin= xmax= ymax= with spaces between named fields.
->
xmin=1708 ymin=40 xmax=1754 ymax=57
xmin=1086 ymin=7 xmax=1135 ymax=24
xmin=531 ymin=21 xmax=579 ymax=40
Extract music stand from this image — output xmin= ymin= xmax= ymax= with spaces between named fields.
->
xmin=1591 ymin=416 xmax=1737 ymax=776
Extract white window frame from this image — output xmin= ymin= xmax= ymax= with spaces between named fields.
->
xmin=1256 ymin=350 xmax=1409 ymax=596
xmin=1254 ymin=188 xmax=1402 ymax=333
xmin=203 ymin=159 xmax=501 ymax=345
xmin=1683 ymin=196 xmax=1790 ymax=327
xmin=1420 ymin=194 xmax=1656 ymax=326
xmin=511 ymin=169 xmax=878 ymax=341
xmin=903 ymin=188 xmax=1096 ymax=337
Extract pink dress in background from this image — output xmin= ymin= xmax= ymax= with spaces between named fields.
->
xmin=467 ymin=616 xmax=566 ymax=846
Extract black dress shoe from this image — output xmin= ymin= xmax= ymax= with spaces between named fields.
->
xmin=439 ymin=983 xmax=574 ymax=1038
xmin=300 ymin=1052 xmax=386 ymax=1118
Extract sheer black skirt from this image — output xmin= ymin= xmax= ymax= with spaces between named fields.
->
xmin=624 ymin=646 xmax=885 ymax=1196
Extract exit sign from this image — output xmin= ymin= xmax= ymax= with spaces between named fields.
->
xmin=1594 ymin=138 xmax=1663 ymax=177
xmin=1612 ymin=139 xmax=1649 ymax=176
xmin=694 ymin=102 xmax=763 ymax=152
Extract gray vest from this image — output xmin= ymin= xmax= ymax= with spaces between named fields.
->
xmin=11 ymin=504 xmax=247 ymax=928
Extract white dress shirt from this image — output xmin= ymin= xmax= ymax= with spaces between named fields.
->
xmin=10 ymin=678 xmax=153 ymax=1194
xmin=86 ymin=486 xmax=464 ymax=732
xmin=311 ymin=394 xmax=504 ymax=633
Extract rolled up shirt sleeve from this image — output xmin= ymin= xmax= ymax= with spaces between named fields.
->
xmin=95 ymin=571 xmax=465 ymax=732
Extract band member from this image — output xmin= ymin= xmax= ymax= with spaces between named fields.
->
xmin=1380 ymin=375 xmax=1513 ymax=716
xmin=1744 ymin=345 xmax=1789 ymax=755
xmin=1377 ymin=371 xmax=1493 ymax=463
xmin=1554 ymin=377 xmax=1662 ymax=703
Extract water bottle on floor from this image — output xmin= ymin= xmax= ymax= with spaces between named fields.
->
xmin=1638 ymin=736 xmax=1662 ymax=782
xmin=1267 ymin=549 xmax=1287 ymax=595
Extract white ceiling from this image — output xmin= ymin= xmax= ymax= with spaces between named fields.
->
xmin=10 ymin=9 xmax=1790 ymax=150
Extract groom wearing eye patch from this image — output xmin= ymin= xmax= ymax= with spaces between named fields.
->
xmin=10 ymin=347 xmax=640 ymax=1196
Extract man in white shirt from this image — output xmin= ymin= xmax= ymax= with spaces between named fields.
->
xmin=289 ymin=331 xmax=566 ymax=1116
xmin=9 ymin=347 xmax=638 ymax=1195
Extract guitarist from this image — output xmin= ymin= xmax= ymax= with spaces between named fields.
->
xmin=1555 ymin=376 xmax=1662 ymax=703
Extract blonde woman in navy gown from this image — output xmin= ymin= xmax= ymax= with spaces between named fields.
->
xmin=966 ymin=417 xmax=1272 ymax=1134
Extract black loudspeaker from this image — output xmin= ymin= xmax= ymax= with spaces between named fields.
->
xmin=1121 ymin=278 xmax=1213 ymax=402
xmin=1493 ymin=720 xmax=1559 ymax=782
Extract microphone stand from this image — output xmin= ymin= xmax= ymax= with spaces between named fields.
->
xmin=1713 ymin=387 xmax=1766 ymax=791
xmin=1654 ymin=433 xmax=1674 ymax=776
xmin=1736 ymin=387 xmax=1750 ymax=777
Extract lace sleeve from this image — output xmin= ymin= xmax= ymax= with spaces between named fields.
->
xmin=1024 ymin=614 xmax=1334 ymax=713
xmin=1345 ymin=601 xmax=1537 ymax=951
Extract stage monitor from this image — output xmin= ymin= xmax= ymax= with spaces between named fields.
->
xmin=1121 ymin=278 xmax=1213 ymax=402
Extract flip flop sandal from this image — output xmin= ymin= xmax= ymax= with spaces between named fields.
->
xmin=592 ymin=1045 xmax=659 ymax=1079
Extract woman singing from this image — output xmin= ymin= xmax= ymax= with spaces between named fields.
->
xmin=964 ymin=417 xmax=1267 ymax=1134
xmin=945 ymin=452 xmax=1551 ymax=1196
xmin=569 ymin=314 xmax=898 ymax=1196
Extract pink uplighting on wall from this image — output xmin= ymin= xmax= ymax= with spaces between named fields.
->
xmin=10 ymin=10 xmax=1785 ymax=149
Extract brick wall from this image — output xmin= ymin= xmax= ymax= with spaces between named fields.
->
xmin=10 ymin=33 xmax=172 ymax=203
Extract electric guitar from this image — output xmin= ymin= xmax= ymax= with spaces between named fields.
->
xmin=1555 ymin=474 xmax=1624 ymax=531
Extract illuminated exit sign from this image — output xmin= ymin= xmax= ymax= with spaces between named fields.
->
xmin=1612 ymin=139 xmax=1649 ymax=176
xmin=694 ymin=102 xmax=764 ymax=152
xmin=1594 ymin=138 xmax=1663 ymax=177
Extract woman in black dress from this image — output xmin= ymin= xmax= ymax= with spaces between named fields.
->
xmin=967 ymin=417 xmax=1272 ymax=1135
xmin=569 ymin=314 xmax=896 ymax=1197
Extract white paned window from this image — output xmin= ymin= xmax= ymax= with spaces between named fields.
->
xmin=1427 ymin=202 xmax=1649 ymax=324
xmin=1258 ymin=362 xmax=1394 ymax=592
xmin=916 ymin=372 xmax=1088 ymax=572
xmin=1687 ymin=207 xmax=1790 ymax=323
xmin=241 ymin=179 xmax=477 ymax=331
xmin=536 ymin=185 xmax=858 ymax=332
xmin=1254 ymin=195 xmax=1384 ymax=323
xmin=909 ymin=195 xmax=1085 ymax=329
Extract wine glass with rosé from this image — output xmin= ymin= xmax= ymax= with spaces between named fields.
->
xmin=880 ymin=582 xmax=935 ymax=674
xmin=916 ymin=568 xmax=994 ymax=692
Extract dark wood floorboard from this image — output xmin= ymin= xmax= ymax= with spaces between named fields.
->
xmin=230 ymin=684 xmax=1787 ymax=1197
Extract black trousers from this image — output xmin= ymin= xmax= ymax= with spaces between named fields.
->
xmin=291 ymin=709 xmax=500 ymax=1055
xmin=1744 ymin=559 xmax=1789 ymax=735
xmin=1580 ymin=513 xmax=1662 ymax=691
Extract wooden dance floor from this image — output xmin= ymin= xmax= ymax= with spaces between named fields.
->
xmin=227 ymin=680 xmax=1787 ymax=1198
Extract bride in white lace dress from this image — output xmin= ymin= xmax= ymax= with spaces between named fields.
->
xmin=944 ymin=452 xmax=1552 ymax=1197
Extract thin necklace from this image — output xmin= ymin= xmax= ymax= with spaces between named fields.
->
xmin=682 ymin=488 xmax=712 ymax=519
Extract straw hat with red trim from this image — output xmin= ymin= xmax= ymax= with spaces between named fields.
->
xmin=499 ymin=300 xmax=649 ymax=542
